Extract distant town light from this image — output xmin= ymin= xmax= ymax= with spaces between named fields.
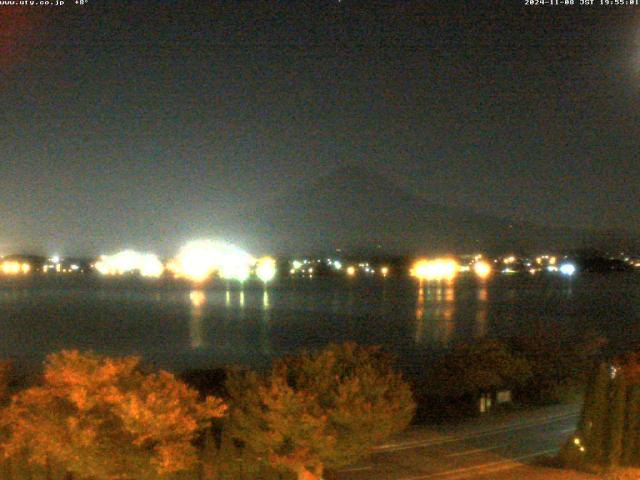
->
xmin=1 ymin=261 xmax=31 ymax=275
xmin=347 ymin=266 xmax=356 ymax=277
xmin=559 ymin=263 xmax=576 ymax=276
xmin=473 ymin=261 xmax=492 ymax=279
xmin=94 ymin=250 xmax=164 ymax=278
xmin=256 ymin=256 xmax=277 ymax=284
xmin=381 ymin=266 xmax=389 ymax=277
xmin=411 ymin=258 xmax=459 ymax=282
xmin=172 ymin=240 xmax=254 ymax=283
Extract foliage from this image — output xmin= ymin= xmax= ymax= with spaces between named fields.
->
xmin=201 ymin=426 xmax=293 ymax=480
xmin=511 ymin=327 xmax=606 ymax=403
xmin=622 ymin=386 xmax=640 ymax=465
xmin=0 ymin=350 xmax=226 ymax=480
xmin=574 ymin=362 xmax=610 ymax=467
xmin=607 ymin=375 xmax=627 ymax=466
xmin=425 ymin=339 xmax=531 ymax=399
xmin=614 ymin=352 xmax=640 ymax=386
xmin=225 ymin=343 xmax=415 ymax=480
xmin=602 ymin=467 xmax=640 ymax=480
xmin=564 ymin=360 xmax=640 ymax=471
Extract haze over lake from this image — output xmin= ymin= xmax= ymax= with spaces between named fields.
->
xmin=1 ymin=274 xmax=638 ymax=373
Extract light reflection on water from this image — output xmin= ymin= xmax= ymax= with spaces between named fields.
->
xmin=188 ymin=290 xmax=206 ymax=349
xmin=414 ymin=281 xmax=458 ymax=348
xmin=0 ymin=274 xmax=638 ymax=371
xmin=475 ymin=282 xmax=489 ymax=338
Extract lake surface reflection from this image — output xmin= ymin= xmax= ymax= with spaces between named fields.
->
xmin=0 ymin=274 xmax=638 ymax=372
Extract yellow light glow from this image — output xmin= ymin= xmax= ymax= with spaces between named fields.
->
xmin=94 ymin=250 xmax=164 ymax=278
xmin=171 ymin=240 xmax=254 ymax=283
xmin=1 ymin=261 xmax=22 ymax=275
xmin=346 ymin=266 xmax=356 ymax=277
xmin=381 ymin=266 xmax=389 ymax=277
xmin=256 ymin=256 xmax=277 ymax=284
xmin=503 ymin=256 xmax=516 ymax=264
xmin=473 ymin=261 xmax=492 ymax=279
xmin=549 ymin=256 xmax=557 ymax=265
xmin=411 ymin=258 xmax=459 ymax=282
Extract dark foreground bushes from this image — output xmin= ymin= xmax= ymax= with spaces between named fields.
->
xmin=560 ymin=352 xmax=640 ymax=474
xmin=411 ymin=329 xmax=606 ymax=423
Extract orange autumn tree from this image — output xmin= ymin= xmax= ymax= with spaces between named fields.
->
xmin=226 ymin=343 xmax=415 ymax=480
xmin=0 ymin=350 xmax=226 ymax=480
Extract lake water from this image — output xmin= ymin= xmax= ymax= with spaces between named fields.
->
xmin=0 ymin=273 xmax=639 ymax=373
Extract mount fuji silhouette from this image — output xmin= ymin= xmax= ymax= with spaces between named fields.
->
xmin=237 ymin=166 xmax=637 ymax=255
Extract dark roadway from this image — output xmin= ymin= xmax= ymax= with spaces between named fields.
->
xmin=333 ymin=404 xmax=580 ymax=480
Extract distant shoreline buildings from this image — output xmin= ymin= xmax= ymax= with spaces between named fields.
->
xmin=0 ymin=244 xmax=637 ymax=283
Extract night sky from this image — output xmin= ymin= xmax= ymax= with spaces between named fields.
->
xmin=1 ymin=1 xmax=639 ymax=256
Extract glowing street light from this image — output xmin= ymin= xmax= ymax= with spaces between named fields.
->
xmin=256 ymin=256 xmax=277 ymax=284
xmin=473 ymin=261 xmax=492 ymax=280
xmin=346 ymin=266 xmax=356 ymax=277
xmin=559 ymin=263 xmax=576 ymax=276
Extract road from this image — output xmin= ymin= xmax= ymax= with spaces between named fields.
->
xmin=332 ymin=404 xmax=580 ymax=480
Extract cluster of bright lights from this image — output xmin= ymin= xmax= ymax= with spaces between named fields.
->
xmin=411 ymin=258 xmax=459 ymax=281
xmin=289 ymin=259 xmax=316 ymax=275
xmin=167 ymin=240 xmax=255 ymax=283
xmin=289 ymin=258 xmax=345 ymax=276
xmin=535 ymin=255 xmax=557 ymax=266
xmin=0 ymin=261 xmax=30 ymax=275
xmin=94 ymin=250 xmax=164 ymax=278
